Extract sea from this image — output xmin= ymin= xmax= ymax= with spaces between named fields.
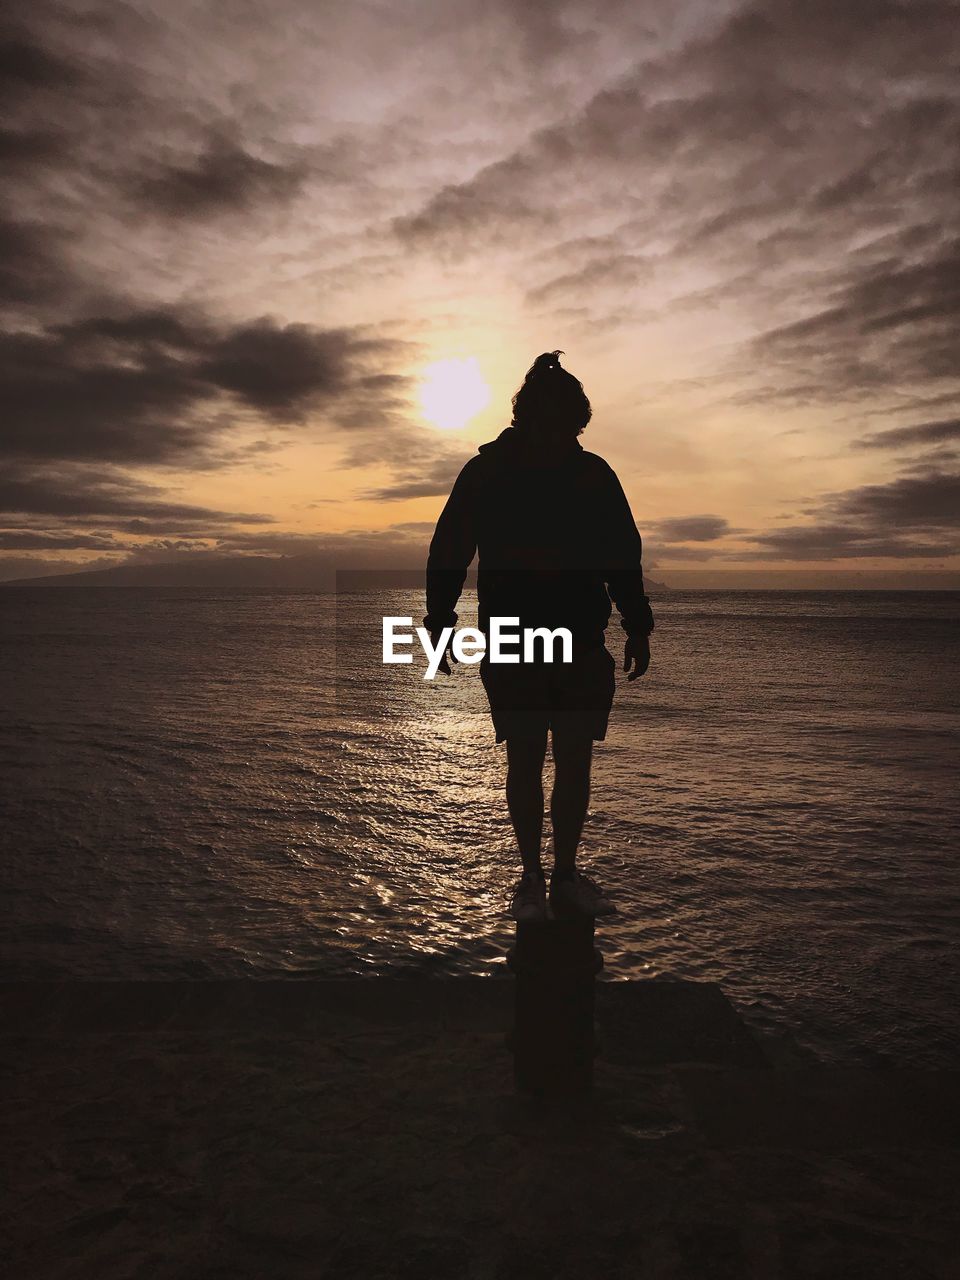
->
xmin=1 ymin=585 xmax=958 ymax=1067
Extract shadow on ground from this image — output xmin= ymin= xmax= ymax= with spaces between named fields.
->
xmin=2 ymin=979 xmax=957 ymax=1278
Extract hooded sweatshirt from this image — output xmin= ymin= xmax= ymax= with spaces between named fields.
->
xmin=425 ymin=428 xmax=654 ymax=649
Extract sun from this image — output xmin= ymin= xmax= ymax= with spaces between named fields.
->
xmin=418 ymin=357 xmax=491 ymax=430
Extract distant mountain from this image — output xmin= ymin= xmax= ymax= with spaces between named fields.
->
xmin=1 ymin=554 xmax=671 ymax=592
xmin=1 ymin=554 xmax=342 ymax=590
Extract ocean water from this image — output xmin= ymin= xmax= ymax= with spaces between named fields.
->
xmin=1 ymin=585 xmax=958 ymax=1067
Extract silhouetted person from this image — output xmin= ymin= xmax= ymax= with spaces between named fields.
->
xmin=425 ymin=351 xmax=653 ymax=921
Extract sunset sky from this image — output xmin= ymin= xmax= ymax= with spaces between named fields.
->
xmin=2 ymin=0 xmax=958 ymax=584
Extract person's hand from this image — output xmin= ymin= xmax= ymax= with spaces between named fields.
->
xmin=430 ymin=632 xmax=458 ymax=676
xmin=624 ymin=634 xmax=650 ymax=681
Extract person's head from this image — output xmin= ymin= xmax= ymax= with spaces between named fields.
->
xmin=510 ymin=350 xmax=591 ymax=440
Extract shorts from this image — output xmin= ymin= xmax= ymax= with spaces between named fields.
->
xmin=479 ymin=643 xmax=616 ymax=743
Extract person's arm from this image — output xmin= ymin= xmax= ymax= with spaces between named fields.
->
xmin=424 ymin=462 xmax=477 ymax=635
xmin=601 ymin=466 xmax=654 ymax=679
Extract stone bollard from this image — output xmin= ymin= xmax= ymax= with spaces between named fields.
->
xmin=506 ymin=910 xmax=603 ymax=1097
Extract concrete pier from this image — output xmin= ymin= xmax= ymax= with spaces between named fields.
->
xmin=507 ymin=911 xmax=603 ymax=1096
xmin=2 ymin=980 xmax=957 ymax=1279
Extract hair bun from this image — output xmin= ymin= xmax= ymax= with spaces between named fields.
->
xmin=529 ymin=350 xmax=565 ymax=376
xmin=512 ymin=350 xmax=591 ymax=436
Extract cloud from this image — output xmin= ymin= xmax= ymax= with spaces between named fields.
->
xmin=134 ymin=136 xmax=307 ymax=217
xmin=823 ymin=469 xmax=960 ymax=530
xmin=744 ymin=526 xmax=958 ymax=559
xmin=743 ymin=466 xmax=960 ymax=559
xmin=0 ymin=34 xmax=83 ymax=95
xmin=0 ymin=529 xmax=126 ymax=551
xmin=647 ymin=459 xmax=960 ymax=563
xmin=0 ymin=126 xmax=65 ymax=166
xmin=649 ymin=514 xmax=732 ymax=541
xmin=0 ymin=308 xmax=411 ymax=466
xmin=0 ymin=217 xmax=69 ymax=305
xmin=644 ymin=542 xmax=726 ymax=562
xmin=525 ymin=252 xmax=652 ymax=309
xmin=385 ymin=0 xmax=960 ymax=417
xmin=363 ymin=454 xmax=470 ymax=500
xmin=391 ymin=155 xmax=554 ymax=249
xmin=395 ymin=1 xmax=958 ymax=251
xmin=855 ymin=418 xmax=960 ymax=450
xmin=753 ymin=236 xmax=960 ymax=401
xmin=0 ymin=520 xmax=438 ymax=577
xmin=2 ymin=0 xmax=959 ymax=578
xmin=0 ymin=459 xmax=297 ymax=574
xmin=0 ymin=460 xmax=272 ymax=523
xmin=208 ymin=525 xmax=431 ymax=558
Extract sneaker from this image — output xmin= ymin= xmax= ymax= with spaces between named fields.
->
xmin=510 ymin=870 xmax=547 ymax=922
xmin=549 ymin=869 xmax=618 ymax=918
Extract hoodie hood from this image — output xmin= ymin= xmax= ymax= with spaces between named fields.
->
xmin=477 ymin=427 xmax=518 ymax=455
xmin=477 ymin=426 xmax=583 ymax=461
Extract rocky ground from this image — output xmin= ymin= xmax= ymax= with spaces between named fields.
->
xmin=1 ymin=979 xmax=958 ymax=1279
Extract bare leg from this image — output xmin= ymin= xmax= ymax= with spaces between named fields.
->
xmin=505 ymin=731 xmax=548 ymax=873
xmin=550 ymin=729 xmax=593 ymax=873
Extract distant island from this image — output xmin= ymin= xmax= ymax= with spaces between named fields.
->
xmin=5 ymin=558 xmax=958 ymax=591
xmin=0 ymin=554 xmax=672 ymax=592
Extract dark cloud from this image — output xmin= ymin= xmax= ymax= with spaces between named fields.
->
xmin=824 ymin=469 xmax=960 ymax=530
xmin=645 ymin=512 xmax=748 ymax=563
xmin=193 ymin=321 xmax=356 ymax=419
xmin=745 ymin=526 xmax=958 ymax=560
xmin=0 ymin=529 xmax=126 ymax=551
xmin=392 ymin=159 xmax=552 ymax=249
xmin=208 ymin=526 xmax=429 ymax=557
xmin=0 ymin=27 xmax=81 ymax=307
xmin=0 ymin=36 xmax=82 ymax=94
xmin=744 ymin=467 xmax=960 ymax=559
xmin=0 ymin=308 xmax=410 ymax=466
xmin=525 ymin=252 xmax=652 ymax=309
xmin=134 ymin=137 xmax=306 ymax=217
xmin=855 ymin=418 xmax=960 ymax=450
xmin=805 ymin=159 xmax=881 ymax=213
xmin=0 ymin=458 xmax=282 ymax=575
xmin=386 ymin=0 xmax=960 ymax=417
xmin=2 ymin=0 xmax=959 ymax=578
xmin=109 ymin=517 xmax=242 ymax=536
xmin=364 ymin=455 xmax=470 ymax=500
xmin=0 ymin=218 xmax=68 ymax=305
xmin=650 ymin=515 xmax=732 ymax=541
xmin=899 ymin=447 xmax=959 ymax=473
xmin=396 ymin=1 xmax=958 ymax=256
xmin=0 ymin=460 xmax=272 ymax=523
xmin=10 ymin=523 xmax=435 ymax=575
xmin=0 ymin=126 xmax=65 ymax=165
xmin=645 ymin=543 xmax=726 ymax=562
xmin=754 ymin=237 xmax=960 ymax=399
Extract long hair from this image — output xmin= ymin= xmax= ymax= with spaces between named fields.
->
xmin=510 ymin=350 xmax=592 ymax=437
